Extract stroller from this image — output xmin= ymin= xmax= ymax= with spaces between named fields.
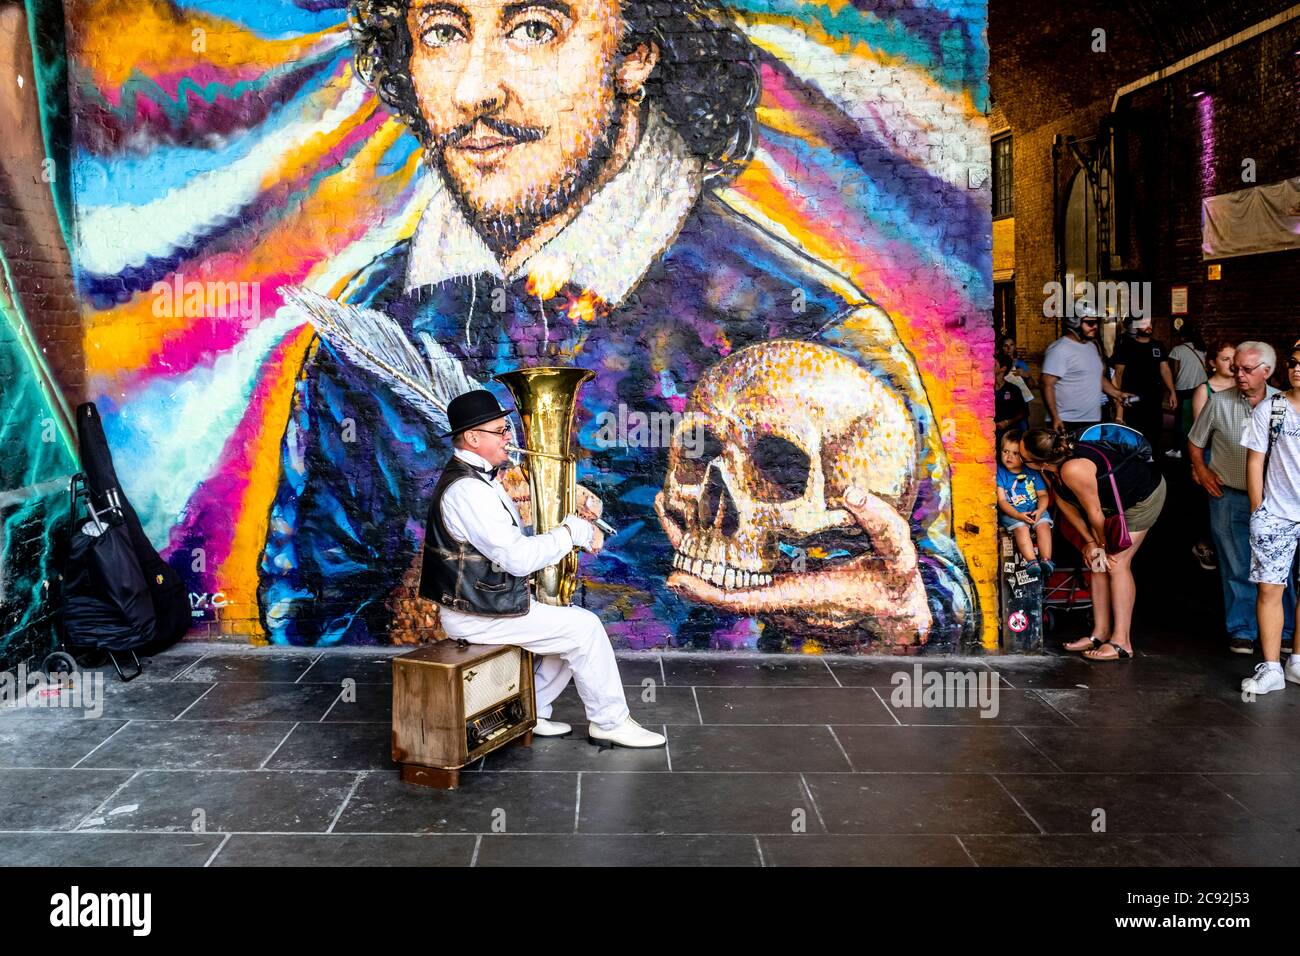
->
xmin=1040 ymin=543 xmax=1093 ymax=635
xmin=42 ymin=403 xmax=190 ymax=681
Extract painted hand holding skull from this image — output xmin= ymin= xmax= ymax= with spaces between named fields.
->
xmin=654 ymin=340 xmax=931 ymax=644
xmin=501 ymin=466 xmax=604 ymax=552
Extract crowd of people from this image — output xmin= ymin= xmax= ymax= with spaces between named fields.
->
xmin=995 ymin=317 xmax=1300 ymax=691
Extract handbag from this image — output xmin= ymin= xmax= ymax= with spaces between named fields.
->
xmin=1087 ymin=446 xmax=1132 ymax=553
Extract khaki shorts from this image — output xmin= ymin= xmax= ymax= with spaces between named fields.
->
xmin=1124 ymin=477 xmax=1166 ymax=534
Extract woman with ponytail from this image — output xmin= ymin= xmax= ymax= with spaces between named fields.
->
xmin=1020 ymin=427 xmax=1166 ymax=660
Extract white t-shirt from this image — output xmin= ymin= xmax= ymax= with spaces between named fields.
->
xmin=1042 ymin=336 xmax=1104 ymax=423
xmin=1243 ymin=395 xmax=1300 ymax=521
xmin=1168 ymin=343 xmax=1207 ymax=391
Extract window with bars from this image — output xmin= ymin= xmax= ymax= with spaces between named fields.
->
xmin=992 ymin=135 xmax=1013 ymax=218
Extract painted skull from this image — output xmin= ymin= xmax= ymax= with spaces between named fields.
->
xmin=658 ymin=339 xmax=917 ymax=603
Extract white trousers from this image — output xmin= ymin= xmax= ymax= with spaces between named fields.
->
xmin=439 ymin=599 xmax=630 ymax=730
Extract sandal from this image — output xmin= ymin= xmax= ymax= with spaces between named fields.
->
xmin=1083 ymin=642 xmax=1132 ymax=662
xmin=1064 ymin=635 xmax=1106 ymax=653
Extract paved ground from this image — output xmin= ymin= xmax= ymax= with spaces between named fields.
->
xmin=2 ymin=637 xmax=1299 ymax=867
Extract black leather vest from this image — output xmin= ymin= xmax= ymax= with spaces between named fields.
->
xmin=419 ymin=456 xmax=530 ymax=617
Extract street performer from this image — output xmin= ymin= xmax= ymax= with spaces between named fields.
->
xmin=421 ymin=388 xmax=666 ymax=749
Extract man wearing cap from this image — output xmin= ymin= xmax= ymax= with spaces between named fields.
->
xmin=1042 ymin=306 xmax=1132 ymax=433
xmin=422 ymin=389 xmax=666 ymax=748
xmin=1113 ymin=316 xmax=1177 ymax=454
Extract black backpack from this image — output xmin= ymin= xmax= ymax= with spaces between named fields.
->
xmin=54 ymin=403 xmax=190 ymax=678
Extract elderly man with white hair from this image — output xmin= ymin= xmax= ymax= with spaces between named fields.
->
xmin=1189 ymin=341 xmax=1295 ymax=657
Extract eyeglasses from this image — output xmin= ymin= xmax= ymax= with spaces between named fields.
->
xmin=470 ymin=426 xmax=511 ymax=438
xmin=1079 ymin=319 xmax=1099 ymax=327
xmin=1288 ymin=359 xmax=1300 ymax=371
xmin=1230 ymin=363 xmax=1266 ymax=375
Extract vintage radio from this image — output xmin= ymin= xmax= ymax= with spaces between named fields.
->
xmin=392 ymin=641 xmax=536 ymax=789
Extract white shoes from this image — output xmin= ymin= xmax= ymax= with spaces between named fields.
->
xmin=1242 ymin=663 xmax=1286 ymax=695
xmin=587 ymin=716 xmax=667 ymax=749
xmin=533 ymin=718 xmax=572 ymax=737
xmin=534 ymin=716 xmax=666 ymax=747
xmin=1287 ymin=659 xmax=1300 ymax=686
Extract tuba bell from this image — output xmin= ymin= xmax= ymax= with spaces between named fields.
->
xmin=493 ymin=366 xmax=597 ymax=606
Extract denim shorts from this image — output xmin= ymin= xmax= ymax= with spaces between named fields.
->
xmin=1249 ymin=503 xmax=1300 ymax=586
xmin=1000 ymin=511 xmax=1053 ymax=532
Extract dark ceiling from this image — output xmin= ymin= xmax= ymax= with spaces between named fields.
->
xmin=990 ymin=0 xmax=1300 ymax=128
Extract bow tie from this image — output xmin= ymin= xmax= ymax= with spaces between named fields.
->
xmin=477 ymin=464 xmax=501 ymax=481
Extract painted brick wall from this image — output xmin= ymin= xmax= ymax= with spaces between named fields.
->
xmin=0 ymin=1 xmax=78 ymax=671
xmin=12 ymin=0 xmax=998 ymax=655
xmin=0 ymin=3 xmax=80 ymax=403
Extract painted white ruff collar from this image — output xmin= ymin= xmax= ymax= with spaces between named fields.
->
xmin=403 ymin=107 xmax=704 ymax=308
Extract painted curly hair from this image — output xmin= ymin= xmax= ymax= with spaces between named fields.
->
xmin=348 ymin=0 xmax=761 ymax=179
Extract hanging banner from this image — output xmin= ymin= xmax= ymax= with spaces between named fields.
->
xmin=1202 ymin=177 xmax=1300 ymax=260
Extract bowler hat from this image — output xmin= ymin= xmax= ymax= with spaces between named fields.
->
xmin=444 ymin=389 xmax=513 ymax=438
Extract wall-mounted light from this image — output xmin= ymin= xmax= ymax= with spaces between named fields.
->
xmin=1192 ymin=88 xmax=1211 ymax=99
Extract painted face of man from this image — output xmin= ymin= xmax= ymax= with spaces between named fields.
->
xmin=406 ymin=0 xmax=635 ymax=254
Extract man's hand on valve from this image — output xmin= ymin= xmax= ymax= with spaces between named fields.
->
xmin=507 ymin=466 xmax=605 ymax=553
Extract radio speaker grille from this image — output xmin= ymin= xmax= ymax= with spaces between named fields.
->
xmin=462 ymin=646 xmax=521 ymax=716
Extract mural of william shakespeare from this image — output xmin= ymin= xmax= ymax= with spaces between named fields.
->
xmin=258 ymin=0 xmax=980 ymax=648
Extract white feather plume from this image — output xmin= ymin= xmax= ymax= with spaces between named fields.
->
xmin=416 ymin=330 xmax=478 ymax=410
xmin=278 ymin=284 xmax=482 ymax=434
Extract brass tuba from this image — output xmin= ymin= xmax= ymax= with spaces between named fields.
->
xmin=494 ymin=366 xmax=595 ymax=606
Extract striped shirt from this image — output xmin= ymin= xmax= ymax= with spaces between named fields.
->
xmin=1187 ymin=385 xmax=1280 ymax=490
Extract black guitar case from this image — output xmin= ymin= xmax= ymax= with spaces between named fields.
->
xmin=63 ymin=402 xmax=191 ymax=656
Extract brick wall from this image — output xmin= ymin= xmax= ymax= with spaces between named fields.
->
xmin=1010 ymin=104 xmax=1111 ymax=357
xmin=8 ymin=0 xmax=997 ymax=655
xmin=993 ymin=4 xmax=1300 ymax=364
xmin=0 ymin=2 xmax=80 ymax=405
xmin=1123 ymin=25 xmax=1300 ymax=358
xmin=0 ymin=1 xmax=78 ymax=671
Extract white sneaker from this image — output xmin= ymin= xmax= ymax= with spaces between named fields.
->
xmin=533 ymin=718 xmax=572 ymax=737
xmin=587 ymin=717 xmax=666 ymax=749
xmin=1286 ymin=659 xmax=1300 ymax=686
xmin=1241 ymin=663 xmax=1286 ymax=695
